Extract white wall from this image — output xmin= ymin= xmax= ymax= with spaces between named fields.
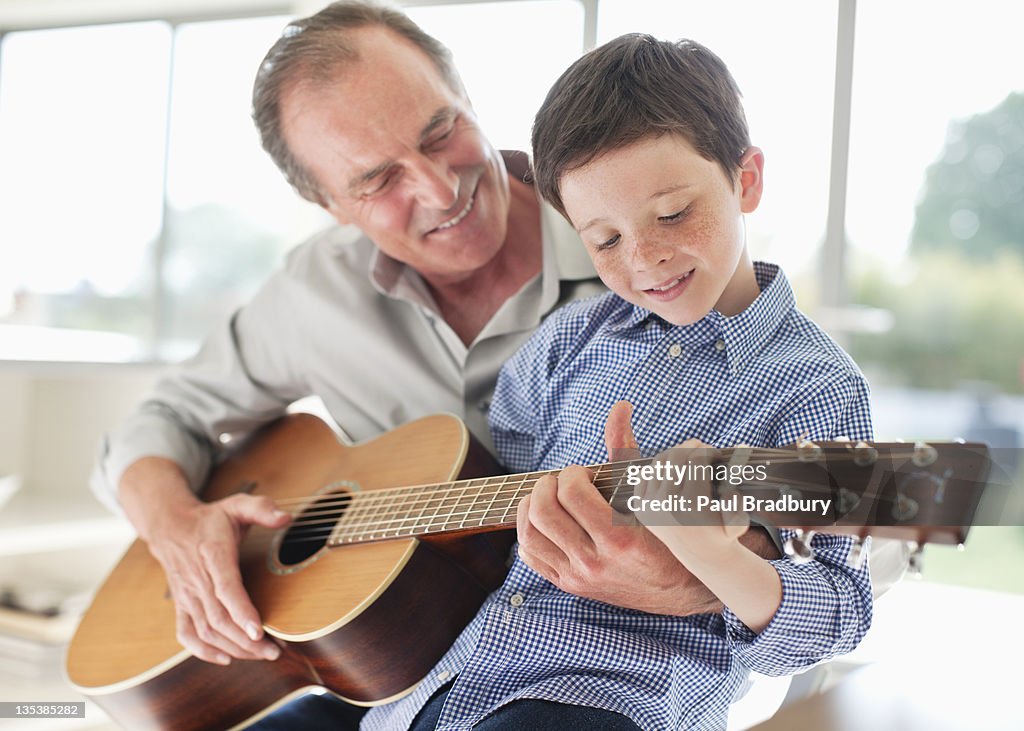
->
xmin=0 ymin=364 xmax=161 ymax=502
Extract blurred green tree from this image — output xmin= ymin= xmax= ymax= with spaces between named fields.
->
xmin=911 ymin=92 xmax=1024 ymax=259
xmin=850 ymin=92 xmax=1024 ymax=393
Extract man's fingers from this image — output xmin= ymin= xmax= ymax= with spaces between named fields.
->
xmin=516 ymin=489 xmax=572 ymax=575
xmin=175 ymin=607 xmax=231 ymax=666
xmin=552 ymin=465 xmax=638 ymax=547
xmin=527 ymin=473 xmax=596 ymax=556
xmin=194 ymin=540 xmax=279 ymax=660
xmin=222 ymin=493 xmax=292 ymax=529
xmin=200 ymin=545 xmax=280 ymax=659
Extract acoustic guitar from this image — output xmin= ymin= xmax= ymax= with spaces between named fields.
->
xmin=65 ymin=413 xmax=992 ymax=730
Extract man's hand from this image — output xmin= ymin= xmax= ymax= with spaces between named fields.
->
xmin=119 ymin=457 xmax=291 ymax=665
xmin=516 ymin=401 xmax=724 ymax=615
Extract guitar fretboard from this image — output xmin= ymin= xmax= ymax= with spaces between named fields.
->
xmin=326 ymin=464 xmax=632 ymax=545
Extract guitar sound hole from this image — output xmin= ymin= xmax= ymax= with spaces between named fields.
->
xmin=277 ymin=491 xmax=352 ymax=566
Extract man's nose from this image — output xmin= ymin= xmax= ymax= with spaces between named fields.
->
xmin=410 ymin=154 xmax=460 ymax=210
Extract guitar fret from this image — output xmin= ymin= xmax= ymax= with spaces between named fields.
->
xmin=481 ymin=477 xmax=508 ymax=527
xmin=459 ymin=479 xmax=483 ymax=529
xmin=409 ymin=484 xmax=438 ymax=536
xmin=395 ymin=488 xmax=424 ymax=537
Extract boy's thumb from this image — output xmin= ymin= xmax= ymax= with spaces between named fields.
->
xmin=604 ymin=400 xmax=640 ymax=458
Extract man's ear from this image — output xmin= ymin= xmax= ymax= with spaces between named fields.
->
xmin=737 ymin=146 xmax=765 ymax=214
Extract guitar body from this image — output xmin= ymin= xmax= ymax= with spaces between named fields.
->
xmin=66 ymin=413 xmax=513 ymax=731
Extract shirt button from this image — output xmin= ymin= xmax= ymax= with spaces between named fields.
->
xmin=668 ymin=344 xmax=682 ymax=358
xmin=509 ymin=592 xmax=525 ymax=607
xmin=714 ymin=339 xmax=726 ymax=352
xmin=436 ymin=670 xmax=451 ymax=682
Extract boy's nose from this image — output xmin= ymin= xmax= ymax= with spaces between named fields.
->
xmin=631 ymin=236 xmax=675 ymax=271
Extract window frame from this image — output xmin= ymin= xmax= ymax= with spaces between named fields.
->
xmin=0 ymin=0 xmax=855 ymax=365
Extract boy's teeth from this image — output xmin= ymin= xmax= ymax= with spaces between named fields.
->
xmin=651 ymin=272 xmax=690 ymax=291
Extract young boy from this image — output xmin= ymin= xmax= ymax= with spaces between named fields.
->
xmin=485 ymin=34 xmax=873 ymax=729
xmin=365 ymin=34 xmax=873 ymax=731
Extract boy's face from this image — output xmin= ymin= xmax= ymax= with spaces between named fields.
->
xmin=559 ymin=134 xmax=764 ymax=325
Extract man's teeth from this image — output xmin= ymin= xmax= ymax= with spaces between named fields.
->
xmin=650 ymin=272 xmax=691 ymax=291
xmin=435 ymin=194 xmax=475 ymax=231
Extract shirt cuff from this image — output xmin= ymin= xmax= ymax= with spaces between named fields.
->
xmin=91 ymin=410 xmax=213 ymax=512
xmin=721 ymin=540 xmax=871 ymax=676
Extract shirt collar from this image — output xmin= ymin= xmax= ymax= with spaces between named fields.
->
xmin=613 ymin=262 xmax=795 ymax=375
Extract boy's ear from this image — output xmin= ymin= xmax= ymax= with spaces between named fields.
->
xmin=737 ymin=146 xmax=765 ymax=214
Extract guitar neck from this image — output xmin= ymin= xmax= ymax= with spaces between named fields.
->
xmin=317 ymin=439 xmax=991 ymax=549
xmin=327 ymin=462 xmax=632 ymax=546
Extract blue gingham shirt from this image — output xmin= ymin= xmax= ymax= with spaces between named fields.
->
xmin=362 ymin=262 xmax=873 ymax=731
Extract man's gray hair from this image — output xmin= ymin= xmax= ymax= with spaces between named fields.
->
xmin=252 ymin=0 xmax=461 ymax=205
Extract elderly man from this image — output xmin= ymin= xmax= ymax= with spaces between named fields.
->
xmin=92 ymin=2 xmax=897 ymax=729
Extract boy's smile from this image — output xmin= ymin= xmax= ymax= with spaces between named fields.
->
xmin=559 ymin=134 xmax=765 ymax=325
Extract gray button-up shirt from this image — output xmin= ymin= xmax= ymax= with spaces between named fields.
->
xmin=91 ymin=161 xmax=603 ymax=509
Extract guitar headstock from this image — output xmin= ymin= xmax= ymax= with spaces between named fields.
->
xmin=718 ymin=438 xmax=993 ymax=568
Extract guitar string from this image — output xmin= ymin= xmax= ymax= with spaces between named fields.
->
xmin=271 ymin=466 xmax=896 ymax=546
xmin=283 ymin=471 xmax=843 ymax=536
xmin=282 ymin=460 xmax=841 ymax=521
xmin=273 ymin=450 xmax=880 ymax=523
xmin=260 ymin=447 xmax=888 ymax=513
xmin=227 ymin=447 xmax=948 ymax=547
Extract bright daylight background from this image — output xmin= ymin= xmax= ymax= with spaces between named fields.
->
xmin=0 ymin=0 xmax=1021 ymax=628
xmin=0 ymin=0 xmax=1022 ymax=728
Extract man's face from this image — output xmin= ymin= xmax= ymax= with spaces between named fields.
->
xmin=281 ymin=28 xmax=510 ymax=285
xmin=558 ymin=134 xmax=764 ymax=325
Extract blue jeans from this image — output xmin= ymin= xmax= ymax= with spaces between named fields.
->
xmin=248 ymin=683 xmax=642 ymax=730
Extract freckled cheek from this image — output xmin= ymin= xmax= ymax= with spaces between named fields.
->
xmin=593 ymin=254 xmax=635 ymax=294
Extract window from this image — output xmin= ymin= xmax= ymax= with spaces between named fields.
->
xmin=0 ymin=14 xmax=310 ymax=362
xmin=0 ymin=22 xmax=173 ymax=361
xmin=843 ymin=0 xmax=1024 ymax=593
xmin=0 ymin=2 xmax=587 ymax=363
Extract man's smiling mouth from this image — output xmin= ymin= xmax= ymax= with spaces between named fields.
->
xmin=431 ymin=193 xmax=476 ymax=233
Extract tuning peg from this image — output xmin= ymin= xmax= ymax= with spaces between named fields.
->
xmin=837 ymin=487 xmax=861 ymax=514
xmin=846 ymin=536 xmax=867 ymax=569
xmin=779 ymin=484 xmax=803 ymax=501
xmin=912 ymin=442 xmax=938 ymax=467
xmin=797 ymin=438 xmax=823 ymax=463
xmin=908 ymin=542 xmax=924 ymax=578
xmin=784 ymin=530 xmax=816 ymax=564
xmin=851 ymin=441 xmax=877 ymax=467
xmin=892 ymin=493 xmax=919 ymax=521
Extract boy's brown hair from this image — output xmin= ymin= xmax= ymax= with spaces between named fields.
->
xmin=532 ymin=34 xmax=750 ymax=217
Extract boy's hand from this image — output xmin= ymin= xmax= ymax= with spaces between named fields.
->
xmin=632 ymin=438 xmax=750 ymax=564
xmin=515 ymin=401 xmax=725 ymax=615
